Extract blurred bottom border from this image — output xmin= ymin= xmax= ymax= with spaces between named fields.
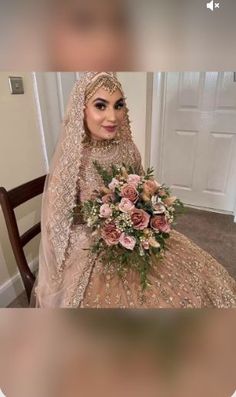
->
xmin=0 ymin=309 xmax=235 ymax=397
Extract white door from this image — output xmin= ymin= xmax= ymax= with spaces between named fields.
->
xmin=151 ymin=72 xmax=236 ymax=214
xmin=33 ymin=72 xmax=80 ymax=164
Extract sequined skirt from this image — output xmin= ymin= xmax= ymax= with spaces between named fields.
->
xmin=80 ymin=230 xmax=236 ymax=308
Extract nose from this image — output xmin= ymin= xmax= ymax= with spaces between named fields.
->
xmin=106 ymin=106 xmax=117 ymax=123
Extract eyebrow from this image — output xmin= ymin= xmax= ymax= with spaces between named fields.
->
xmin=92 ymin=97 xmax=124 ymax=104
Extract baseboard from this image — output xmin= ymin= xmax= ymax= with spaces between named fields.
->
xmin=184 ymin=204 xmax=234 ymax=217
xmin=0 ymin=259 xmax=38 ymax=308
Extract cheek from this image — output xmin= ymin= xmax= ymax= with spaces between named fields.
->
xmin=117 ymin=109 xmax=125 ymax=123
xmin=85 ymin=109 xmax=104 ymax=127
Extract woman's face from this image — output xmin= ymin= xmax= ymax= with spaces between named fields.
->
xmin=84 ymin=87 xmax=125 ymax=141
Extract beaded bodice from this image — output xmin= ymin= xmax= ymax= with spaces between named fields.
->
xmin=77 ymin=138 xmax=144 ymax=203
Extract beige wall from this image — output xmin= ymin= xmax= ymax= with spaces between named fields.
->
xmin=0 ymin=72 xmax=46 ymax=292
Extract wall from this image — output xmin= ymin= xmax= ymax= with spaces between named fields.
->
xmin=0 ymin=72 xmax=46 ymax=306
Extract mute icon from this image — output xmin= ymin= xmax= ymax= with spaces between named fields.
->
xmin=206 ymin=0 xmax=220 ymax=11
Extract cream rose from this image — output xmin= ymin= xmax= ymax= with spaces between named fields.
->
xmin=163 ymin=196 xmax=177 ymax=207
xmin=148 ymin=237 xmax=160 ymax=248
xmin=143 ymin=179 xmax=161 ymax=196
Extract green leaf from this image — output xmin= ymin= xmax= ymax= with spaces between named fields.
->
xmin=93 ymin=160 xmax=113 ymax=185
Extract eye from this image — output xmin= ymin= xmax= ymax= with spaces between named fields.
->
xmin=95 ymin=102 xmax=106 ymax=110
xmin=115 ymin=101 xmax=125 ymax=110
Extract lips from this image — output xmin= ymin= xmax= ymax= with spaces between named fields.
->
xmin=102 ymin=126 xmax=117 ymax=133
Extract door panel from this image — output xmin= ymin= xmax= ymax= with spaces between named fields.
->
xmin=155 ymin=72 xmax=236 ymax=212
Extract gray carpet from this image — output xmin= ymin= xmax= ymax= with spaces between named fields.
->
xmin=8 ymin=207 xmax=236 ymax=308
xmin=175 ymin=207 xmax=236 ymax=280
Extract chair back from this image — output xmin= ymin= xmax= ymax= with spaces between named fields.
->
xmin=0 ymin=175 xmax=46 ymax=302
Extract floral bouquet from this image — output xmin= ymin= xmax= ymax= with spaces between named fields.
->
xmin=73 ymin=162 xmax=184 ymax=290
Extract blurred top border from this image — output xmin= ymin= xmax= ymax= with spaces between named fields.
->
xmin=0 ymin=0 xmax=235 ymax=71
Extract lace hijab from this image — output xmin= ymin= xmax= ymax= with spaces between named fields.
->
xmin=35 ymin=72 xmax=140 ymax=306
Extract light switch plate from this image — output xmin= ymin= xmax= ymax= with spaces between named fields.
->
xmin=9 ymin=76 xmax=24 ymax=94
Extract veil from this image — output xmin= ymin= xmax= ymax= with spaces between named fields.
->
xmin=34 ymin=72 xmax=135 ymax=307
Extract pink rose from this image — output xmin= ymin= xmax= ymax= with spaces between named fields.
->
xmin=108 ymin=178 xmax=120 ymax=191
xmin=99 ymin=204 xmax=112 ymax=218
xmin=101 ymin=222 xmax=121 ymax=246
xmin=130 ymin=209 xmax=150 ymax=230
xmin=102 ymin=193 xmax=115 ymax=204
xmin=127 ymin=174 xmax=141 ymax=187
xmin=150 ymin=215 xmax=171 ymax=233
xmin=118 ymin=198 xmax=135 ymax=213
xmin=121 ymin=184 xmax=139 ymax=203
xmin=119 ymin=233 xmax=136 ymax=250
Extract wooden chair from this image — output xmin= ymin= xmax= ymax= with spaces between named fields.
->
xmin=0 ymin=175 xmax=46 ymax=303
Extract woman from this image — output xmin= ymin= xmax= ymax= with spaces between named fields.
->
xmin=35 ymin=72 xmax=236 ymax=308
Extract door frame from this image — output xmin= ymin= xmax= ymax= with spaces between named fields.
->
xmin=150 ymin=72 xmax=166 ymax=181
xmin=32 ymin=72 xmax=49 ymax=172
xmin=150 ymin=72 xmax=236 ymax=221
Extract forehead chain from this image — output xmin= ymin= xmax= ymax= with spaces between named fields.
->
xmin=85 ymin=76 xmax=124 ymax=103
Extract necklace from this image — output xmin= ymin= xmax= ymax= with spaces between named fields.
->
xmin=83 ymin=137 xmax=121 ymax=150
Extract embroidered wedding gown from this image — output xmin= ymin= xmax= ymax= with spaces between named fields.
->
xmin=63 ymin=138 xmax=236 ymax=308
xmin=34 ymin=72 xmax=236 ymax=308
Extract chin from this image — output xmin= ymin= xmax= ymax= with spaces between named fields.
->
xmin=107 ymin=134 xmax=116 ymax=140
xmin=103 ymin=132 xmax=117 ymax=140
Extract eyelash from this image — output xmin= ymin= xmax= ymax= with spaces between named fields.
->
xmin=95 ymin=102 xmax=124 ymax=110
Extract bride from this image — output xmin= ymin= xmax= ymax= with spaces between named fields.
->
xmin=34 ymin=72 xmax=236 ymax=308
